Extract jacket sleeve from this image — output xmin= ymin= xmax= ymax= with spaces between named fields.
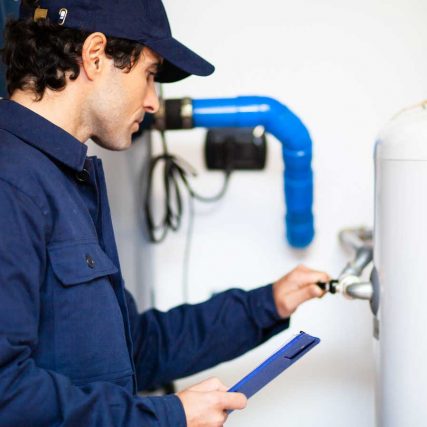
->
xmin=126 ymin=282 xmax=290 ymax=391
xmin=0 ymin=179 xmax=186 ymax=427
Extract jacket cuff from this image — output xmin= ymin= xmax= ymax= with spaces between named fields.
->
xmin=144 ymin=394 xmax=187 ymax=427
xmin=247 ymin=284 xmax=290 ymax=330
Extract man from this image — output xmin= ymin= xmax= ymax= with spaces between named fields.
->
xmin=0 ymin=0 xmax=329 ymax=426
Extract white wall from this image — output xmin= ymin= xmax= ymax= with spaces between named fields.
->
xmin=94 ymin=1 xmax=427 ymax=426
xmin=152 ymin=1 xmax=427 ymax=426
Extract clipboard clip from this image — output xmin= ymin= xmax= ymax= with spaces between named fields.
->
xmin=283 ymin=332 xmax=318 ymax=360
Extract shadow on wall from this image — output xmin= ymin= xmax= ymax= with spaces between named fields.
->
xmin=0 ymin=1 xmax=20 ymax=97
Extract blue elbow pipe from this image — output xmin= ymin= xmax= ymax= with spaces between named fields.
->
xmin=192 ymin=96 xmax=314 ymax=248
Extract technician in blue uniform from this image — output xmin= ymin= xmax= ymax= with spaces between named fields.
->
xmin=0 ymin=0 xmax=329 ymax=426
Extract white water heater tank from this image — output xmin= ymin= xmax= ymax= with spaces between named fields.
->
xmin=374 ymin=103 xmax=427 ymax=426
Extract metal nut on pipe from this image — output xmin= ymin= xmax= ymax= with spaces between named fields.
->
xmin=344 ymin=282 xmax=373 ymax=300
xmin=153 ymin=98 xmax=194 ymax=131
xmin=336 ymin=275 xmax=373 ymax=300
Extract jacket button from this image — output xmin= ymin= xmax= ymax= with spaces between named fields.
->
xmin=76 ymin=169 xmax=90 ymax=183
xmin=86 ymin=255 xmax=96 ymax=269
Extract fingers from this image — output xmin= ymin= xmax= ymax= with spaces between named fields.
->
xmin=273 ymin=265 xmax=331 ymax=317
xmin=186 ymin=384 xmax=247 ymax=410
xmin=291 ymin=265 xmax=330 ymax=288
xmin=177 ymin=383 xmax=248 ymax=427
xmin=279 ymin=265 xmax=330 ymax=291
xmin=304 ymin=271 xmax=330 ymax=286
xmin=219 ymin=391 xmax=247 ymax=411
xmin=189 ymin=377 xmax=228 ymax=392
xmin=284 ymin=284 xmax=324 ymax=310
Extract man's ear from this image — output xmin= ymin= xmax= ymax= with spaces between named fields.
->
xmin=81 ymin=32 xmax=109 ymax=80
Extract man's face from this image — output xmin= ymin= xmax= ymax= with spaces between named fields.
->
xmin=90 ymin=47 xmax=161 ymax=151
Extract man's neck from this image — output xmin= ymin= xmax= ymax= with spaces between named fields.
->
xmin=11 ymin=87 xmax=91 ymax=143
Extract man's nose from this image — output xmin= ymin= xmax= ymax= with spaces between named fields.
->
xmin=143 ymin=82 xmax=160 ymax=114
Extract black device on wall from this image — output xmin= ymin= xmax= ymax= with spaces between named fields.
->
xmin=205 ymin=127 xmax=267 ymax=171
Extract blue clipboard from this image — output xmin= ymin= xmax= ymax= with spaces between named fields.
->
xmin=227 ymin=331 xmax=320 ymax=410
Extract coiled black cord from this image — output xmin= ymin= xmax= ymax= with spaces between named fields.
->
xmin=144 ymin=131 xmax=233 ymax=244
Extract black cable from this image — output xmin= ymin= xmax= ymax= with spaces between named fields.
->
xmin=144 ymin=131 xmax=233 ymax=244
xmin=143 ymin=129 xmax=233 ymax=395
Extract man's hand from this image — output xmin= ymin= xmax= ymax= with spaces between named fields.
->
xmin=177 ymin=377 xmax=247 ymax=427
xmin=272 ymin=264 xmax=330 ymax=318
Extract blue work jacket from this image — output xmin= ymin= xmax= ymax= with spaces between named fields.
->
xmin=0 ymin=99 xmax=290 ymax=426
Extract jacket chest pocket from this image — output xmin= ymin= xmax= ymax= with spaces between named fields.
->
xmin=47 ymin=241 xmax=133 ymax=383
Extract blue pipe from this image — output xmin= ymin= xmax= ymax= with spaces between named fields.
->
xmin=192 ymin=96 xmax=314 ymax=248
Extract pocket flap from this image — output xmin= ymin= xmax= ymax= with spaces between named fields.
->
xmin=48 ymin=241 xmax=119 ymax=286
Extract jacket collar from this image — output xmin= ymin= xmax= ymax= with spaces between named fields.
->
xmin=0 ymin=99 xmax=88 ymax=171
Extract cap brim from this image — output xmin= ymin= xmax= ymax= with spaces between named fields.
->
xmin=145 ymin=37 xmax=215 ymax=83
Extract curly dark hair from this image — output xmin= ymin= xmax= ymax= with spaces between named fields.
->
xmin=1 ymin=16 xmax=144 ymax=100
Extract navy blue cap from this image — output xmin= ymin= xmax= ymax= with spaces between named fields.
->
xmin=19 ymin=0 xmax=215 ymax=83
